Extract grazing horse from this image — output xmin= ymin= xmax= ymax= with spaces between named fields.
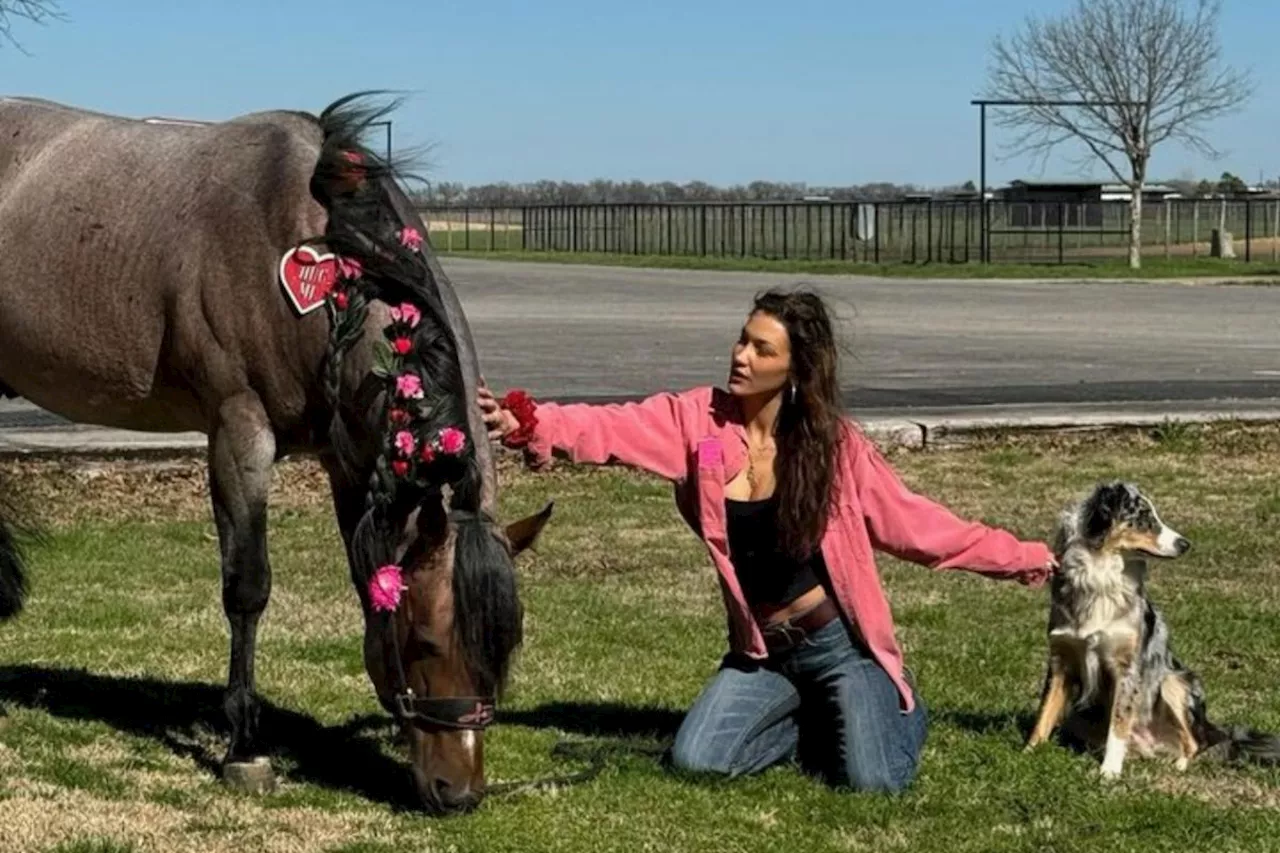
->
xmin=0 ymin=92 xmax=551 ymax=814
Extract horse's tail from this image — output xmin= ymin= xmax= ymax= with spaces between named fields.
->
xmin=0 ymin=489 xmax=31 ymax=622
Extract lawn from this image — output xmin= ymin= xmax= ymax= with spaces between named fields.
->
xmin=1 ymin=423 xmax=1279 ymax=852
xmin=435 ymin=249 xmax=1280 ymax=280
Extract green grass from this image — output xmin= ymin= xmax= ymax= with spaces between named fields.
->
xmin=2 ymin=427 xmax=1280 ymax=851
xmin=436 ymin=248 xmax=1280 ymax=280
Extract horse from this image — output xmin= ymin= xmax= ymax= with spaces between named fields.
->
xmin=0 ymin=92 xmax=552 ymax=815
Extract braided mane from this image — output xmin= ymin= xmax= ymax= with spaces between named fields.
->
xmin=307 ymin=93 xmax=522 ymax=695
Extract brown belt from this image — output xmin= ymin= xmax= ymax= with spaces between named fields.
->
xmin=756 ymin=597 xmax=840 ymax=654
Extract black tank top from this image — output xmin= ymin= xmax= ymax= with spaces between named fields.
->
xmin=725 ymin=495 xmax=825 ymax=608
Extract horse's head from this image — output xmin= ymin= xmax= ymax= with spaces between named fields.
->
xmin=359 ymin=496 xmax=551 ymax=814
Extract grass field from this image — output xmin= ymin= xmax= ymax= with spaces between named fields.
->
xmin=2 ymin=424 xmax=1280 ymax=852
xmin=436 ymin=249 xmax=1280 ymax=280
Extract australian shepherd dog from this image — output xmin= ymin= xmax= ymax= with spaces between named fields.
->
xmin=1025 ymin=481 xmax=1280 ymax=778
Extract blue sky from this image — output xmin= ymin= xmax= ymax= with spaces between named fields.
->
xmin=1 ymin=0 xmax=1274 ymax=188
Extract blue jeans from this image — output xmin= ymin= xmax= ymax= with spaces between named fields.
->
xmin=669 ymin=617 xmax=928 ymax=792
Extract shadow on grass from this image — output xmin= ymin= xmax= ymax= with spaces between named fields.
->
xmin=0 ymin=664 xmax=418 ymax=810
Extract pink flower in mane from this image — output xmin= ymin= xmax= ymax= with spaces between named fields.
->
xmin=398 ymin=227 xmax=424 ymax=251
xmin=395 ymin=373 xmax=424 ymax=399
xmin=389 ymin=302 xmax=421 ymax=329
xmin=369 ymin=564 xmax=406 ymax=612
xmin=337 ymin=256 xmax=363 ymax=280
xmin=438 ymin=427 xmax=466 ymax=456
xmin=394 ymin=430 xmax=417 ymax=456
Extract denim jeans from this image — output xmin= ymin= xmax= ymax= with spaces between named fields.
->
xmin=668 ymin=617 xmax=928 ymax=792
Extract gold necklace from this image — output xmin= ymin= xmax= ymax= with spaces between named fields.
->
xmin=745 ymin=442 xmax=772 ymax=494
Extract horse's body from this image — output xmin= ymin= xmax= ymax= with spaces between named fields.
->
xmin=0 ymin=94 xmax=545 ymax=813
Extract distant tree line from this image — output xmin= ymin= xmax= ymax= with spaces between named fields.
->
xmin=411 ymin=174 xmax=1278 ymax=207
xmin=410 ymin=180 xmax=968 ymax=206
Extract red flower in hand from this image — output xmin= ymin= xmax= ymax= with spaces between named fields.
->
xmin=392 ymin=336 xmax=412 ymax=356
xmin=500 ymin=390 xmax=539 ymax=448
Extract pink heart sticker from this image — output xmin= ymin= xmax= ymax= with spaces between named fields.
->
xmin=279 ymin=245 xmax=338 ymax=316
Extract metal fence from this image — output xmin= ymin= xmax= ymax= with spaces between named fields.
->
xmin=418 ymin=199 xmax=1280 ymax=265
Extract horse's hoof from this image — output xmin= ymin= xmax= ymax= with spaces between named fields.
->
xmin=223 ymin=757 xmax=277 ymax=794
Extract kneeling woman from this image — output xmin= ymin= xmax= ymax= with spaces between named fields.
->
xmin=478 ymin=288 xmax=1055 ymax=792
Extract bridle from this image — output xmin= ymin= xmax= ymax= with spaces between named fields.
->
xmin=372 ymin=507 xmax=501 ymax=732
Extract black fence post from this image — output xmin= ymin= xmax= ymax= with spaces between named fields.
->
xmin=1246 ymin=200 xmax=1253 ymax=262
xmin=1058 ymin=202 xmax=1065 ymax=264
xmin=911 ymin=205 xmax=918 ymax=263
xmin=874 ymin=202 xmax=881 ymax=264
xmin=926 ymin=201 xmax=934 ymax=263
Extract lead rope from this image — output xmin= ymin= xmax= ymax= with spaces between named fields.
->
xmin=485 ymin=739 xmax=670 ymax=798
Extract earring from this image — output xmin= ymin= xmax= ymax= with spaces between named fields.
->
xmin=789 ymin=382 xmax=797 ymax=404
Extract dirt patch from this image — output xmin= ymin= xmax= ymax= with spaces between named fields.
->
xmin=1153 ymin=770 xmax=1280 ymax=809
xmin=0 ymin=781 xmax=405 ymax=853
xmin=0 ymin=455 xmax=333 ymax=527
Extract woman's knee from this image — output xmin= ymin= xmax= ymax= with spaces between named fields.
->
xmin=829 ymin=696 xmax=928 ymax=794
xmin=832 ymin=752 xmax=920 ymax=793
xmin=668 ymin=729 xmax=735 ymax=776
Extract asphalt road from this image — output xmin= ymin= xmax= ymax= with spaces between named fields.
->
xmin=452 ymin=259 xmax=1280 ymax=407
xmin=5 ymin=258 xmax=1280 ymax=429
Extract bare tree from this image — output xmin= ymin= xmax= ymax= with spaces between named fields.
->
xmin=982 ymin=0 xmax=1253 ymax=268
xmin=1 ymin=0 xmax=63 ymax=51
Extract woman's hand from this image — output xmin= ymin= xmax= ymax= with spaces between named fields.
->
xmin=1024 ymin=552 xmax=1059 ymax=587
xmin=477 ymin=377 xmax=519 ymax=441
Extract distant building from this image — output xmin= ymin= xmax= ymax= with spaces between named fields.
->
xmin=996 ymin=180 xmax=1180 ymax=227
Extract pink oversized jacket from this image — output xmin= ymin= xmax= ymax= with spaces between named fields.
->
xmin=521 ymin=385 xmax=1052 ymax=713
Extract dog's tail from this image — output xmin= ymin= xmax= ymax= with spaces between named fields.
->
xmin=1189 ymin=682 xmax=1280 ymax=766
xmin=1197 ymin=724 xmax=1280 ymax=767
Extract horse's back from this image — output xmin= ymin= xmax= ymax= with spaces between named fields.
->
xmin=0 ymin=97 xmax=334 ymax=435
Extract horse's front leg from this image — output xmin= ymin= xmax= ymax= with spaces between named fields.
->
xmin=209 ymin=392 xmax=277 ymax=792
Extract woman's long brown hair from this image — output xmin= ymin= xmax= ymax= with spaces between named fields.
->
xmin=752 ymin=288 xmax=845 ymax=559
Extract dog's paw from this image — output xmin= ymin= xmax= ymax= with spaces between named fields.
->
xmin=1099 ymin=761 xmax=1124 ymax=781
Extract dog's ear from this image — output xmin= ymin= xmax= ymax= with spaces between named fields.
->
xmin=1083 ymin=482 xmax=1127 ymax=542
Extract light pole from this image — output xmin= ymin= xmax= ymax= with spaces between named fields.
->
xmin=970 ymin=99 xmax=1141 ymax=263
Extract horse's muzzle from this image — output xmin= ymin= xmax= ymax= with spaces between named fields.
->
xmin=420 ymin=777 xmax=483 ymax=816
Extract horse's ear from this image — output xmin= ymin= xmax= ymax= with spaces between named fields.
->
xmin=506 ymin=501 xmax=553 ymax=556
